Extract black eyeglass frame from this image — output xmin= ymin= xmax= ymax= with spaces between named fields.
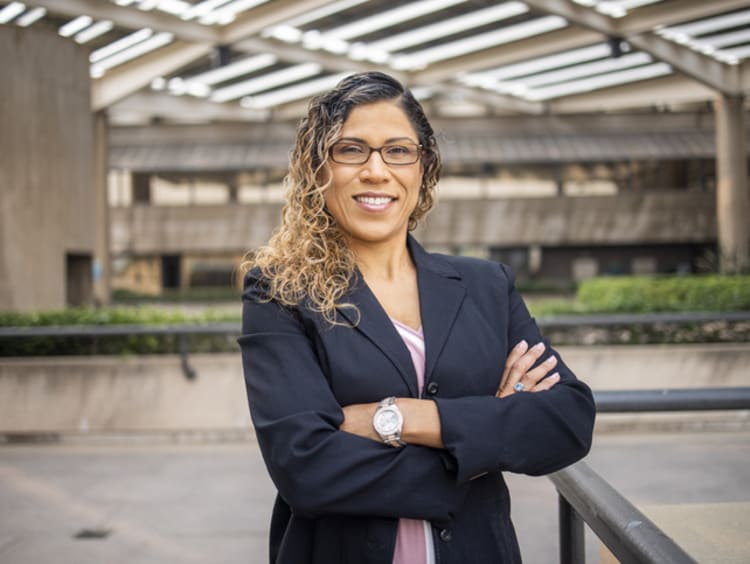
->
xmin=329 ymin=140 xmax=424 ymax=166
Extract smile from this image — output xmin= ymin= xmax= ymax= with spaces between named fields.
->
xmin=354 ymin=195 xmax=395 ymax=206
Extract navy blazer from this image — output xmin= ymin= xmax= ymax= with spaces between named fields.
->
xmin=239 ymin=235 xmax=595 ymax=564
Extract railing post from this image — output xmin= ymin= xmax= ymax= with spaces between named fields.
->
xmin=178 ymin=334 xmax=197 ymax=380
xmin=559 ymin=492 xmax=585 ymax=564
xmin=551 ymin=461 xmax=698 ymax=564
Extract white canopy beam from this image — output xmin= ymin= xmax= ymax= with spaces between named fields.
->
xmin=627 ymin=33 xmax=742 ymax=95
xmin=93 ymin=41 xmax=213 ymax=110
xmin=55 ymin=0 xmax=341 ymax=110
xmin=33 ymin=0 xmax=217 ymax=43
xmin=523 ymin=0 xmax=617 ymax=35
xmin=413 ymin=27 xmax=600 ymax=84
xmin=523 ymin=0 xmax=741 ymax=95
xmin=108 ymin=90 xmax=269 ymax=125
xmin=221 ymin=0 xmax=335 ymax=44
xmin=233 ymin=36 xmax=398 ymax=77
xmin=617 ymin=0 xmax=750 ymax=35
xmin=547 ymin=74 xmax=715 ymax=114
xmin=432 ymin=84 xmax=547 ymax=115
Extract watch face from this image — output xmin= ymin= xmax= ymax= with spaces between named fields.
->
xmin=375 ymin=408 xmax=400 ymax=434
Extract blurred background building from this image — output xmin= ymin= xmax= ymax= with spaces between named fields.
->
xmin=1 ymin=0 xmax=749 ymax=310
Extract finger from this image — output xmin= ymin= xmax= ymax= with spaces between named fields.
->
xmin=498 ymin=340 xmax=528 ymax=392
xmin=522 ymin=355 xmax=558 ymax=387
xmin=503 ymin=340 xmax=529 ymax=373
xmin=531 ymin=372 xmax=560 ymax=392
xmin=506 ymin=342 xmax=546 ymax=385
xmin=498 ymin=342 xmax=546 ymax=397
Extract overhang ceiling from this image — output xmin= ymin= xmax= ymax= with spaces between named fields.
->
xmin=2 ymin=0 xmax=750 ymax=125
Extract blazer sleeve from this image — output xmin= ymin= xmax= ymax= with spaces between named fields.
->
xmin=432 ymin=263 xmax=596 ymax=484
xmin=239 ymin=272 xmax=468 ymax=520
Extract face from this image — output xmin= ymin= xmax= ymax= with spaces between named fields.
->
xmin=324 ymin=100 xmax=423 ymax=250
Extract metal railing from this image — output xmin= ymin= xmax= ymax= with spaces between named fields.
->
xmin=0 ymin=323 xmax=240 ymax=379
xmin=536 ymin=310 xmax=750 ymax=328
xmin=2 ymin=317 xmax=749 ymax=560
xmin=551 ymin=387 xmax=750 ymax=564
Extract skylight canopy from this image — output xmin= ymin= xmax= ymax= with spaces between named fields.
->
xmin=3 ymin=0 xmax=748 ymax=120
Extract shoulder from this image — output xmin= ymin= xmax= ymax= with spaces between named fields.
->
xmin=242 ymin=267 xmax=272 ymax=303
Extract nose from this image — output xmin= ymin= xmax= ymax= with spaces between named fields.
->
xmin=360 ymin=149 xmax=390 ymax=182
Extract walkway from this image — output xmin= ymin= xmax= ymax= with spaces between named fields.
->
xmin=0 ymin=431 xmax=748 ymax=563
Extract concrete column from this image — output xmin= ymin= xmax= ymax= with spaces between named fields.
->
xmin=93 ymin=111 xmax=112 ymax=305
xmin=714 ymin=94 xmax=750 ymax=273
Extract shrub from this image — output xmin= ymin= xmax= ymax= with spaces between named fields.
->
xmin=112 ymin=287 xmax=241 ymax=303
xmin=576 ymin=275 xmax=750 ymax=313
xmin=0 ymin=307 xmax=239 ymax=327
xmin=0 ymin=307 xmax=240 ymax=357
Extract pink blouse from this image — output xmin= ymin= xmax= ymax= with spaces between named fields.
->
xmin=390 ymin=319 xmax=436 ymax=564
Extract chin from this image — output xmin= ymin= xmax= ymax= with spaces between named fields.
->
xmin=347 ymin=226 xmax=405 ymax=245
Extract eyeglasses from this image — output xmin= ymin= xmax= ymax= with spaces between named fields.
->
xmin=329 ymin=140 xmax=422 ymax=166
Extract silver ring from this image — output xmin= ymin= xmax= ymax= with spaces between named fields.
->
xmin=513 ymin=382 xmax=525 ymax=392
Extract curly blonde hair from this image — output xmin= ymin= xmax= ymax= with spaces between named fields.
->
xmin=245 ymin=72 xmax=441 ymax=325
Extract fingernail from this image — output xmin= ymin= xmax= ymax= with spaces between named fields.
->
xmin=545 ymin=356 xmax=557 ymax=364
xmin=532 ymin=342 xmax=545 ymax=351
xmin=550 ymin=372 xmax=560 ymax=380
xmin=516 ymin=340 xmax=528 ymax=349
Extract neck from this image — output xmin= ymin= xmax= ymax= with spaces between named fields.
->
xmin=349 ymin=236 xmax=413 ymax=282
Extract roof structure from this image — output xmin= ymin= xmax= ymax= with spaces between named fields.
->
xmin=2 ymin=0 xmax=750 ymax=125
xmin=109 ymin=126 xmax=737 ymax=170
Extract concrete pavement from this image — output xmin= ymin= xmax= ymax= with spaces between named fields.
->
xmin=0 ymin=431 xmax=748 ymax=564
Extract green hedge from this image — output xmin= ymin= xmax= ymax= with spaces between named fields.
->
xmin=0 ymin=307 xmax=240 ymax=327
xmin=576 ymin=275 xmax=750 ymax=313
xmin=112 ymin=287 xmax=242 ymax=303
xmin=0 ymin=307 xmax=240 ymax=357
xmin=2 ymin=274 xmax=750 ymax=356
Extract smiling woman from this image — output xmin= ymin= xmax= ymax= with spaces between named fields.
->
xmin=239 ymin=72 xmax=595 ymax=564
xmin=324 ymin=101 xmax=424 ymax=252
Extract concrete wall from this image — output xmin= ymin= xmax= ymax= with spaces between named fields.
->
xmin=0 ymin=354 xmax=252 ymax=434
xmin=0 ymin=26 xmax=97 ymax=310
xmin=0 ymin=344 xmax=748 ymax=435
xmin=109 ymin=190 xmax=716 ymax=255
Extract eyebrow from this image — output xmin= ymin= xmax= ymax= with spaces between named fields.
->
xmin=338 ymin=136 xmax=418 ymax=144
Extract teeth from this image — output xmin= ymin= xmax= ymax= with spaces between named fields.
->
xmin=356 ymin=196 xmax=392 ymax=205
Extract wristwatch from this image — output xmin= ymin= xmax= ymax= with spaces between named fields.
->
xmin=373 ymin=397 xmax=405 ymax=447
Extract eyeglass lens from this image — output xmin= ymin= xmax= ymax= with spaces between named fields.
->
xmin=331 ymin=142 xmax=420 ymax=165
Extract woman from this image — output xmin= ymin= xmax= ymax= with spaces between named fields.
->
xmin=239 ymin=72 xmax=595 ymax=564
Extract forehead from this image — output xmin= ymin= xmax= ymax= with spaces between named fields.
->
xmin=340 ymin=101 xmax=417 ymax=141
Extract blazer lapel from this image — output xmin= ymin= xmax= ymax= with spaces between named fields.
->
xmin=408 ymin=236 xmax=467 ymax=385
xmin=337 ymin=270 xmax=420 ymax=397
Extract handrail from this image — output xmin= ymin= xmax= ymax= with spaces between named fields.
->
xmin=4 ymin=313 xmax=746 ymax=382
xmin=595 ymin=387 xmax=750 ymax=412
xmin=0 ymin=309 xmax=748 ymax=338
xmin=1 ymin=322 xmax=747 ymax=560
xmin=552 ymin=387 xmax=750 ymax=563
xmin=0 ymin=322 xmax=241 ymax=380
xmin=551 ymin=461 xmax=697 ymax=564
xmin=0 ymin=322 xmax=240 ymax=338
xmin=537 ymin=310 xmax=750 ymax=327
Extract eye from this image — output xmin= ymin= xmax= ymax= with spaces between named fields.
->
xmin=383 ymin=144 xmax=413 ymax=156
xmin=334 ymin=143 xmax=367 ymax=155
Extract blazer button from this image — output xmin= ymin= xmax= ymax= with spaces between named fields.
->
xmin=426 ymin=381 xmax=439 ymax=395
xmin=439 ymin=528 xmax=452 ymax=542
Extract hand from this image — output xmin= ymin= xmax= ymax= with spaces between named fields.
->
xmin=496 ymin=340 xmax=560 ymax=398
xmin=340 ymin=402 xmax=380 ymax=441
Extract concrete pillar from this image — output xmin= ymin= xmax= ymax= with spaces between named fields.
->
xmin=0 ymin=25 xmax=97 ymax=310
xmin=714 ymin=94 xmax=750 ymax=273
xmin=93 ymin=111 xmax=111 ymax=305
